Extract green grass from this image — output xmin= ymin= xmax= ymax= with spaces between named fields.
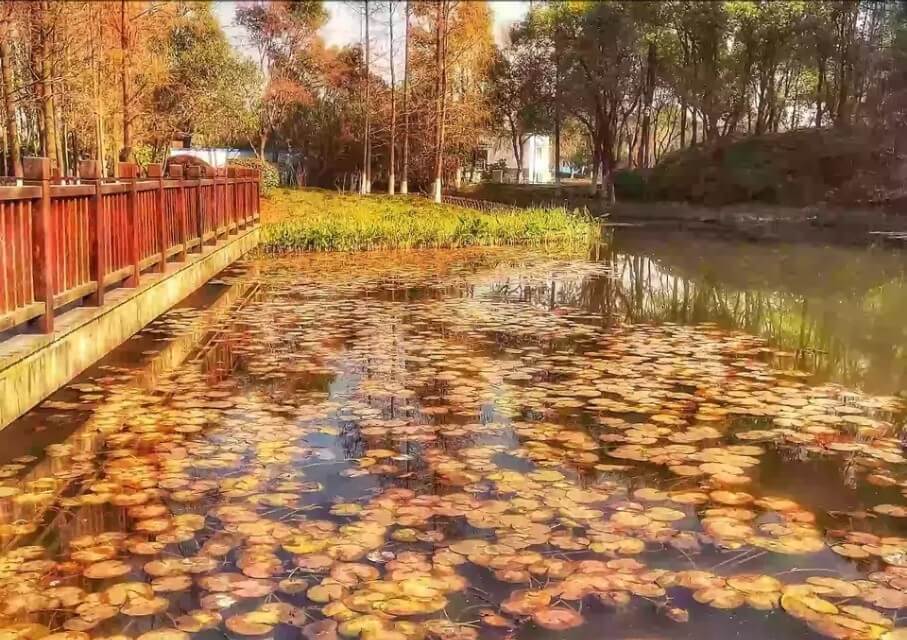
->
xmin=260 ymin=188 xmax=597 ymax=252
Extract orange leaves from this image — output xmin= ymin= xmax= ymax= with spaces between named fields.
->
xmin=1 ymin=247 xmax=906 ymax=640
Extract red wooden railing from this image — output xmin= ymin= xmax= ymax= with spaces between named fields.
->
xmin=0 ymin=157 xmax=260 ymax=334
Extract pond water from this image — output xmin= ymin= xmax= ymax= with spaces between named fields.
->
xmin=1 ymin=227 xmax=906 ymax=640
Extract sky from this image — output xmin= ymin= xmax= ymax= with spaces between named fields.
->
xmin=213 ymin=1 xmax=531 ymax=72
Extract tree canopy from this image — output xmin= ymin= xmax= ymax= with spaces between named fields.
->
xmin=2 ymin=0 xmax=905 ymax=195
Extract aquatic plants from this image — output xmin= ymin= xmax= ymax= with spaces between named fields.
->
xmin=260 ymin=188 xmax=596 ymax=252
xmin=1 ymin=248 xmax=907 ymax=640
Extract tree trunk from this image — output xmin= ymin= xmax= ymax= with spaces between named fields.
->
xmin=553 ymin=43 xmax=561 ymax=195
xmin=656 ymin=107 xmax=678 ymax=163
xmin=1 ymin=98 xmax=7 ymax=173
xmin=691 ymin=109 xmax=698 ymax=146
xmin=755 ymin=71 xmax=768 ymax=135
xmin=599 ymin=150 xmax=611 ymax=202
xmin=400 ymin=0 xmax=410 ymax=194
xmin=0 ymin=15 xmax=21 ymax=177
xmin=59 ymin=100 xmax=68 ymax=176
xmin=432 ymin=0 xmax=447 ymax=204
xmin=600 ymin=127 xmax=615 ymax=204
xmin=679 ymin=99 xmax=686 ymax=149
xmin=616 ymin=121 xmax=626 ymax=167
xmin=835 ymin=2 xmax=858 ymax=127
xmin=637 ymin=40 xmax=656 ymax=168
xmin=51 ymin=23 xmax=64 ymax=173
xmin=120 ymin=0 xmax=132 ymax=163
xmin=387 ymin=1 xmax=395 ymax=195
xmin=37 ymin=2 xmax=57 ymax=171
xmin=815 ymin=55 xmax=826 ymax=127
xmin=361 ymin=0 xmax=371 ymax=194
xmin=512 ymin=134 xmax=524 ymax=183
xmin=70 ymin=126 xmax=80 ymax=175
xmin=92 ymin=2 xmax=106 ymax=177
xmin=589 ymin=142 xmax=600 ymax=197
xmin=628 ymin=107 xmax=641 ymax=168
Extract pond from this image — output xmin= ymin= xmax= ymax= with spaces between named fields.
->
xmin=0 ymin=226 xmax=906 ymax=640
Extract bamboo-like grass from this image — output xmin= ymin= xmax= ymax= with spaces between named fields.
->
xmin=260 ymin=188 xmax=597 ymax=252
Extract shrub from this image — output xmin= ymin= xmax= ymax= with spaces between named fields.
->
xmin=613 ymin=169 xmax=648 ymax=200
xmin=228 ymin=157 xmax=279 ymax=196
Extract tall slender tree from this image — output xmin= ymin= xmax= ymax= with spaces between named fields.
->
xmin=432 ymin=0 xmax=450 ymax=203
xmin=119 ymin=0 xmax=131 ymax=162
xmin=0 ymin=7 xmax=21 ymax=177
xmin=361 ymin=0 xmax=371 ymax=194
xmin=387 ymin=1 xmax=396 ymax=195
xmin=400 ymin=0 xmax=410 ymax=194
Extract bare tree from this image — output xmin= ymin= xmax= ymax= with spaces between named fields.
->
xmin=400 ymin=0 xmax=410 ymax=194
xmin=553 ymin=34 xmax=561 ymax=196
xmin=0 ymin=7 xmax=22 ymax=177
xmin=119 ymin=0 xmax=130 ymax=162
xmin=387 ymin=1 xmax=396 ymax=195
xmin=360 ymin=0 xmax=372 ymax=194
xmin=431 ymin=0 xmax=450 ymax=204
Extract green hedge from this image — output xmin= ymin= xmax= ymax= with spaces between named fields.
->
xmin=613 ymin=169 xmax=649 ymax=200
xmin=228 ymin=157 xmax=279 ymax=196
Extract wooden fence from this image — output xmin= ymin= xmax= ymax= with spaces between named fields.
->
xmin=0 ymin=157 xmax=260 ymax=335
xmin=439 ymin=195 xmax=527 ymax=213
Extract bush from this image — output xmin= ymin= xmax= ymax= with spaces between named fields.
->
xmin=613 ymin=168 xmax=649 ymax=200
xmin=228 ymin=157 xmax=279 ymax=196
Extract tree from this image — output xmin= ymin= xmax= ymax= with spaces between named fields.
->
xmin=109 ymin=1 xmax=178 ymax=163
xmin=237 ymin=0 xmax=328 ymax=160
xmin=431 ymin=0 xmax=449 ymax=203
xmin=360 ymin=0 xmax=371 ymax=194
xmin=387 ymin=1 xmax=396 ymax=195
xmin=565 ymin=2 xmax=644 ymax=201
xmin=488 ymin=46 xmax=547 ymax=182
xmin=152 ymin=3 xmax=261 ymax=152
xmin=400 ymin=0 xmax=410 ymax=194
xmin=0 ymin=5 xmax=21 ymax=177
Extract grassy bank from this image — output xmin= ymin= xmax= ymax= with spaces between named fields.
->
xmin=260 ymin=188 xmax=596 ymax=252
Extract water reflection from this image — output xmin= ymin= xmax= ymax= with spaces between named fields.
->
xmin=0 ymin=242 xmax=903 ymax=640
xmin=492 ymin=228 xmax=907 ymax=394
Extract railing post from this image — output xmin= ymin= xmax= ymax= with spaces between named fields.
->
xmin=254 ymin=169 xmax=261 ymax=221
xmin=80 ymin=160 xmax=105 ymax=306
xmin=147 ymin=163 xmax=166 ymax=272
xmin=217 ymin=169 xmax=227 ymax=235
xmin=227 ymin=167 xmax=239 ymax=230
xmin=241 ymin=169 xmax=249 ymax=225
xmin=23 ymin=157 xmax=54 ymax=333
xmin=117 ymin=162 xmax=139 ymax=287
xmin=186 ymin=166 xmax=203 ymax=251
xmin=245 ymin=169 xmax=253 ymax=223
xmin=206 ymin=167 xmax=214 ymax=241
xmin=204 ymin=166 xmax=216 ymax=244
xmin=169 ymin=164 xmax=187 ymax=261
xmin=242 ymin=168 xmax=250 ymax=227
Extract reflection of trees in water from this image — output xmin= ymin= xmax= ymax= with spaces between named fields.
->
xmin=496 ymin=233 xmax=907 ymax=394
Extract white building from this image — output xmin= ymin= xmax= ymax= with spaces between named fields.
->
xmin=478 ymin=134 xmax=554 ymax=183
xmin=167 ymin=147 xmax=254 ymax=168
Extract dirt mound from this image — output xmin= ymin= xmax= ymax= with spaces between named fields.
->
xmin=637 ymin=127 xmax=906 ymax=207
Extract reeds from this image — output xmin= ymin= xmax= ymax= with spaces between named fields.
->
xmin=260 ymin=189 xmax=596 ymax=252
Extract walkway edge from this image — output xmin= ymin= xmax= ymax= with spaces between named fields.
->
xmin=0 ymin=226 xmax=260 ymax=430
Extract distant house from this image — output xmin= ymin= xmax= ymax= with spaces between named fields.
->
xmin=167 ymin=136 xmax=255 ymax=168
xmin=167 ymin=146 xmax=254 ymax=168
xmin=472 ymin=134 xmax=555 ymax=184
